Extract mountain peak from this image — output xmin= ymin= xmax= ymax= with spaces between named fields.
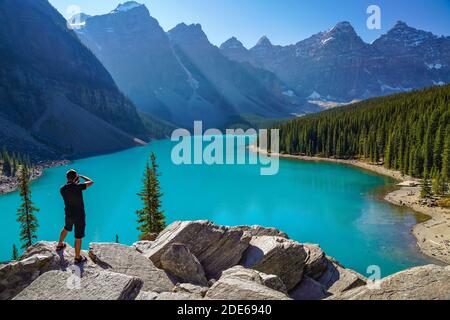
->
xmin=255 ymin=36 xmax=273 ymax=47
xmin=220 ymin=37 xmax=245 ymax=50
xmin=377 ymin=20 xmax=437 ymax=46
xmin=329 ymin=21 xmax=356 ymax=34
xmin=393 ymin=21 xmax=409 ymax=29
xmin=171 ymin=22 xmax=204 ymax=33
xmin=168 ymin=23 xmax=209 ymax=45
xmin=112 ymin=1 xmax=145 ymax=14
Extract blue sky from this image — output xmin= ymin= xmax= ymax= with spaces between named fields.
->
xmin=49 ymin=0 xmax=450 ymax=47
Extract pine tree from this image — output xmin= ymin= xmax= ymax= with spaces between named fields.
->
xmin=433 ymin=172 xmax=448 ymax=197
xmin=149 ymin=153 xmax=166 ymax=233
xmin=16 ymin=166 xmax=39 ymax=250
xmin=12 ymin=244 xmax=19 ymax=261
xmin=442 ymin=128 xmax=450 ymax=180
xmin=136 ymin=153 xmax=166 ymax=240
xmin=2 ymin=152 xmax=12 ymax=176
xmin=420 ymin=174 xmax=432 ymax=199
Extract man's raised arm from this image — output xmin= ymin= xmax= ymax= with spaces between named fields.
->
xmin=79 ymin=175 xmax=94 ymax=188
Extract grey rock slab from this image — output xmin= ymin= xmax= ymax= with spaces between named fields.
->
xmin=144 ymin=221 xmax=250 ymax=279
xmin=89 ymin=243 xmax=174 ymax=292
xmin=160 ymin=243 xmax=208 ymax=286
xmin=330 ymin=265 xmax=450 ymax=300
xmin=13 ymin=270 xmax=142 ymax=300
xmin=290 ymin=276 xmax=330 ymax=300
xmin=205 ymin=267 xmax=291 ymax=300
xmin=240 ymin=236 xmax=307 ymax=291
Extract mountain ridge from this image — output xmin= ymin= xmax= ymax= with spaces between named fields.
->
xmin=0 ymin=0 xmax=156 ymax=160
xmin=221 ymin=20 xmax=449 ymax=102
xmin=75 ymin=4 xmax=307 ymax=129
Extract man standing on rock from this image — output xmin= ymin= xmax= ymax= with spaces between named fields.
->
xmin=56 ymin=169 xmax=94 ymax=264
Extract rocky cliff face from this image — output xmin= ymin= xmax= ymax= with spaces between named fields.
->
xmin=0 ymin=0 xmax=152 ymax=160
xmin=75 ymin=3 xmax=195 ymax=127
xmin=221 ymin=21 xmax=450 ymax=103
xmin=1 ymin=221 xmax=449 ymax=300
xmin=74 ymin=3 xmax=309 ymax=129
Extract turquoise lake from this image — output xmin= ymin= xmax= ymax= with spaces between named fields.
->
xmin=0 ymin=136 xmax=433 ymax=276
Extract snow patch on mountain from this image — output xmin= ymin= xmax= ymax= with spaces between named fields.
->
xmin=381 ymin=84 xmax=413 ymax=93
xmin=308 ymin=91 xmax=322 ymax=99
xmin=321 ymin=37 xmax=334 ymax=45
xmin=112 ymin=1 xmax=143 ymax=14
xmin=426 ymin=63 xmax=443 ymax=70
xmin=282 ymin=90 xmax=295 ymax=97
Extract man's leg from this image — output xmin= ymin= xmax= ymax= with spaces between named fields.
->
xmin=74 ymin=217 xmax=86 ymax=260
xmin=74 ymin=238 xmax=82 ymax=259
xmin=57 ymin=228 xmax=68 ymax=247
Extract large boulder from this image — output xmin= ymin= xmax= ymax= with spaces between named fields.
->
xmin=137 ymin=291 xmax=204 ymax=300
xmin=303 ymin=244 xmax=329 ymax=280
xmin=316 ymin=258 xmax=366 ymax=295
xmin=233 ymin=225 xmax=289 ymax=239
xmin=20 ymin=241 xmax=97 ymax=271
xmin=132 ymin=241 xmax=153 ymax=254
xmin=205 ymin=266 xmax=291 ymax=300
xmin=240 ymin=236 xmax=307 ymax=291
xmin=330 ymin=265 xmax=450 ymax=300
xmin=89 ymin=243 xmax=174 ymax=292
xmin=173 ymin=283 xmax=209 ymax=297
xmin=143 ymin=221 xmax=250 ymax=279
xmin=0 ymin=254 xmax=53 ymax=300
xmin=0 ymin=241 xmax=97 ymax=300
xmin=13 ymin=270 xmax=142 ymax=300
xmin=220 ymin=266 xmax=287 ymax=294
xmin=160 ymin=243 xmax=208 ymax=286
xmin=289 ymin=276 xmax=330 ymax=300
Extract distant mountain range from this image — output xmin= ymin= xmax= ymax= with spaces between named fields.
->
xmin=73 ymin=1 xmax=449 ymax=126
xmin=0 ymin=0 xmax=170 ymax=160
xmin=221 ymin=21 xmax=450 ymax=104
xmin=0 ymin=0 xmax=448 ymax=160
xmin=74 ymin=2 xmax=306 ymax=128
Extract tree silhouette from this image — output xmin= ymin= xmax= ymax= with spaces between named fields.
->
xmin=16 ymin=166 xmax=39 ymax=250
xmin=136 ymin=152 xmax=166 ymax=240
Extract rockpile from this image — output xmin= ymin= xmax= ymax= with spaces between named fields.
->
xmin=1 ymin=221 xmax=449 ymax=300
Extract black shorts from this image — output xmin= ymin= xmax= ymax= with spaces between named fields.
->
xmin=64 ymin=212 xmax=86 ymax=239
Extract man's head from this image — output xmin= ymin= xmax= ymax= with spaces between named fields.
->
xmin=66 ymin=169 xmax=78 ymax=183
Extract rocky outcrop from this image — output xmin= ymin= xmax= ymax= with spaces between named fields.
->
xmin=330 ymin=265 xmax=450 ymax=300
xmin=136 ymin=283 xmax=209 ymax=301
xmin=0 ymin=241 xmax=97 ymax=300
xmin=137 ymin=291 xmax=203 ymax=301
xmin=160 ymin=243 xmax=208 ymax=286
xmin=173 ymin=283 xmax=209 ymax=297
xmin=316 ymin=258 xmax=367 ymax=295
xmin=132 ymin=241 xmax=153 ymax=253
xmin=303 ymin=244 xmax=329 ymax=280
xmin=143 ymin=221 xmax=250 ymax=279
xmin=14 ymin=270 xmax=142 ymax=300
xmin=240 ymin=236 xmax=307 ymax=291
xmin=0 ymin=254 xmax=53 ymax=300
xmin=205 ymin=266 xmax=291 ymax=300
xmin=290 ymin=276 xmax=330 ymax=300
xmin=2 ymin=221 xmax=449 ymax=301
xmin=233 ymin=225 xmax=289 ymax=239
xmin=88 ymin=243 xmax=174 ymax=292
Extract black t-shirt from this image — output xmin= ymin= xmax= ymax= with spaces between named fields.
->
xmin=60 ymin=182 xmax=87 ymax=214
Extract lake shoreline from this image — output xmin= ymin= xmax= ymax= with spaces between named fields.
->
xmin=0 ymin=160 xmax=70 ymax=195
xmin=251 ymin=146 xmax=450 ymax=265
